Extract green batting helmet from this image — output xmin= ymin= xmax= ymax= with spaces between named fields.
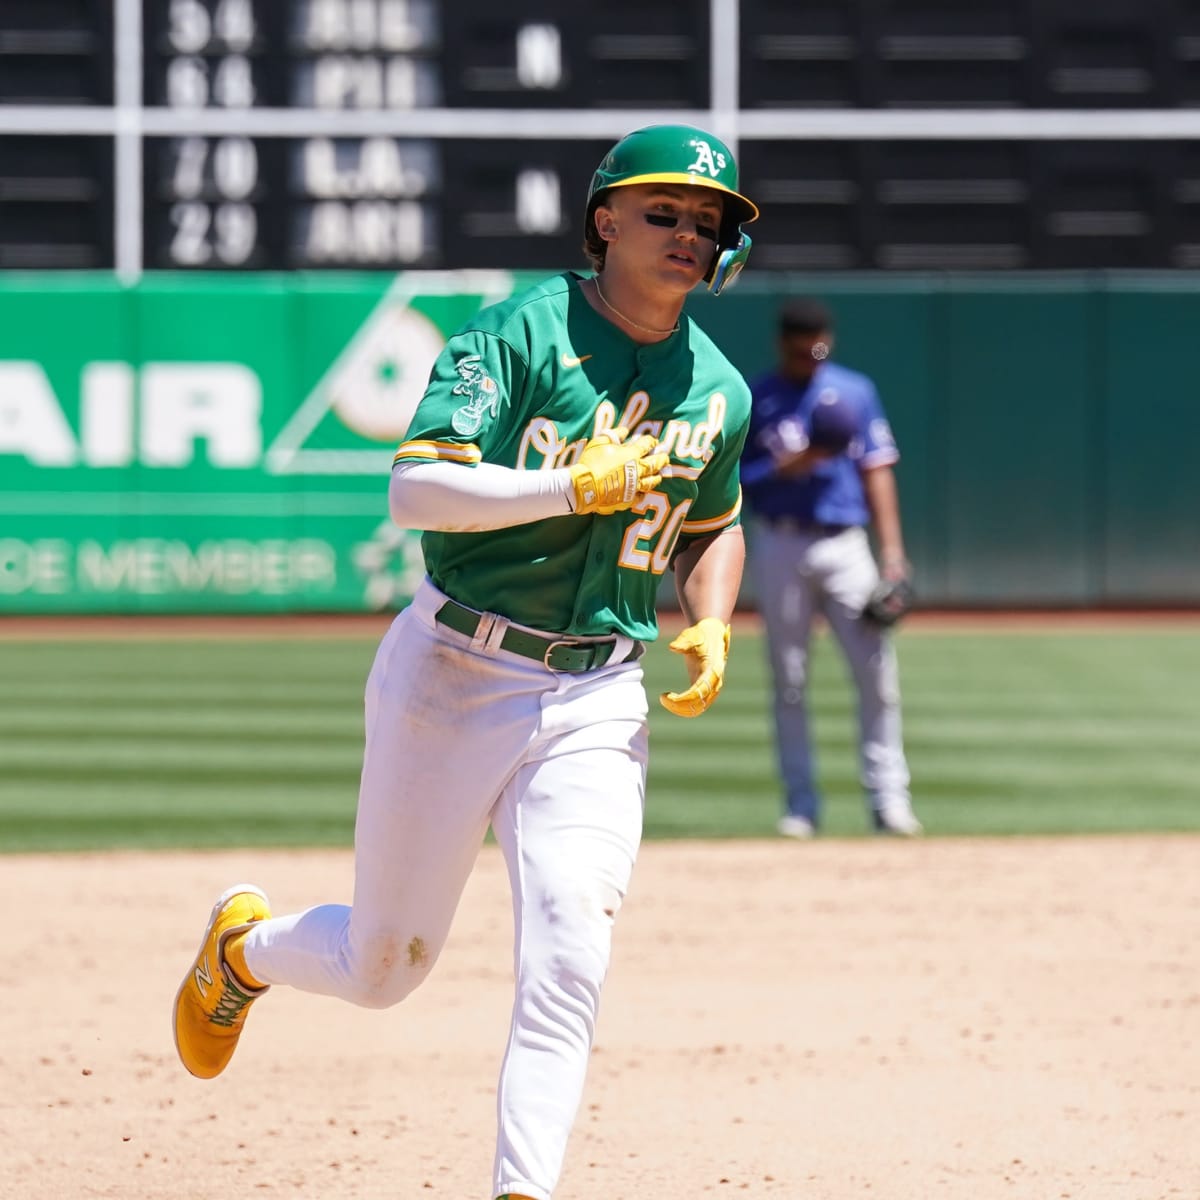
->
xmin=586 ymin=124 xmax=760 ymax=295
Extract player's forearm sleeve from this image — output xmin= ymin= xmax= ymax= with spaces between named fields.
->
xmin=388 ymin=460 xmax=574 ymax=532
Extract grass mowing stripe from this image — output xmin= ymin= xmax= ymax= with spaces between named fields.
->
xmin=1 ymin=752 xmax=361 ymax=782
xmin=3 ymin=626 xmax=1199 ymax=851
xmin=5 ymin=778 xmax=355 ymax=812
xmin=3 ymin=683 xmax=365 ymax=709
xmin=910 ymin=722 xmax=1198 ymax=751
xmin=2 ymin=788 xmax=355 ymax=820
xmin=0 ymin=814 xmax=358 ymax=853
xmin=911 ymin=756 xmax=1200 ymax=788
xmin=0 ymin=711 xmax=362 ymax=739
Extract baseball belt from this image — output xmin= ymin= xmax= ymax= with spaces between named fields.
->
xmin=435 ymin=599 xmax=645 ymax=674
xmin=765 ymin=517 xmax=856 ymax=537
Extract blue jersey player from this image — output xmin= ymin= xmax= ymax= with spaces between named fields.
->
xmin=740 ymin=298 xmax=921 ymax=838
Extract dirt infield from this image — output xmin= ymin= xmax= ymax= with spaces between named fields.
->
xmin=6 ymin=836 xmax=1197 ymax=1200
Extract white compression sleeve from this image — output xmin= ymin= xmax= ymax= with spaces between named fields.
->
xmin=389 ymin=460 xmax=576 ymax=532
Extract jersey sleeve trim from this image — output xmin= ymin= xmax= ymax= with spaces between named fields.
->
xmin=393 ymin=439 xmax=483 ymax=466
xmin=860 ymin=447 xmax=900 ymax=470
xmin=681 ymin=490 xmax=742 ymax=535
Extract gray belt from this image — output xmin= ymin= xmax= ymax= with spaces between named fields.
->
xmin=435 ymin=598 xmax=644 ymax=674
xmin=765 ymin=517 xmax=855 ymax=536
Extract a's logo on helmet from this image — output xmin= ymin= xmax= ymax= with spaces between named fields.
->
xmin=687 ymin=138 xmax=727 ymax=179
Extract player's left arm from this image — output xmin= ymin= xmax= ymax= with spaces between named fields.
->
xmin=673 ymin=526 xmax=745 ymax=626
xmin=659 ymin=527 xmax=745 ymax=718
xmin=857 ymin=381 xmax=907 ymax=580
xmin=658 ymin=386 xmax=749 ymax=717
xmin=862 ymin=464 xmax=908 ymax=581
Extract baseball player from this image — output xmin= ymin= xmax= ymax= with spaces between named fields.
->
xmin=173 ymin=124 xmax=758 ymax=1200
xmin=740 ymin=297 xmax=922 ymax=838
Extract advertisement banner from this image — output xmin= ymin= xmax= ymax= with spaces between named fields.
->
xmin=0 ymin=271 xmax=524 ymax=613
xmin=5 ymin=272 xmax=1198 ymax=611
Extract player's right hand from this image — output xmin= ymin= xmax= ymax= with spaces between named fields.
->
xmin=568 ymin=427 xmax=669 ymax=515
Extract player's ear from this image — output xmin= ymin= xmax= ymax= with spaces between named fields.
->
xmin=594 ymin=205 xmax=618 ymax=242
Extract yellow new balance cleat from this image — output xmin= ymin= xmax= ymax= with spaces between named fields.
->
xmin=173 ymin=884 xmax=271 ymax=1080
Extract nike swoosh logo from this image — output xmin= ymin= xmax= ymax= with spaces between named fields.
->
xmin=560 ymin=352 xmax=593 ymax=368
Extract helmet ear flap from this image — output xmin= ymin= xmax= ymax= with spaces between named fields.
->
xmin=707 ymin=232 xmax=752 ymax=296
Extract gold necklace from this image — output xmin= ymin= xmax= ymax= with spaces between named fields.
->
xmin=592 ymin=277 xmax=680 ymax=336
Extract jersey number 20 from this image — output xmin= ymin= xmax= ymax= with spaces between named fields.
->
xmin=618 ymin=496 xmax=693 ymax=574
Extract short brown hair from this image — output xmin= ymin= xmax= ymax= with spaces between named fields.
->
xmin=582 ymin=197 xmax=608 ymax=272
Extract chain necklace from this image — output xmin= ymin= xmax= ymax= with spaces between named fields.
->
xmin=592 ymin=277 xmax=680 ymax=337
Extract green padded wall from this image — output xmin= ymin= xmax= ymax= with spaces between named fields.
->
xmin=1100 ymin=281 xmax=1200 ymax=600
xmin=1 ymin=271 xmax=1197 ymax=612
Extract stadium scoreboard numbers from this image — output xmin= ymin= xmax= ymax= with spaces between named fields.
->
xmin=5 ymin=0 xmax=1200 ymax=273
xmin=1 ymin=0 xmax=711 ymax=272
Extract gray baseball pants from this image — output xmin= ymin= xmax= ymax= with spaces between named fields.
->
xmin=747 ymin=520 xmax=912 ymax=826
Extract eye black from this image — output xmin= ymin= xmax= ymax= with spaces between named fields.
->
xmin=645 ymin=213 xmax=677 ymax=228
xmin=697 ymin=224 xmax=718 ymax=241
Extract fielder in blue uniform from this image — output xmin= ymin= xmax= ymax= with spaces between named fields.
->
xmin=740 ymin=298 xmax=921 ymax=837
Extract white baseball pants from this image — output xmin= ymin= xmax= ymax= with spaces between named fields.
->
xmin=241 ymin=578 xmax=649 ymax=1200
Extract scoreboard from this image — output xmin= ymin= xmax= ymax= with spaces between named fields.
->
xmin=139 ymin=0 xmax=662 ymax=272
xmin=5 ymin=0 xmax=1200 ymax=275
xmin=0 ymin=0 xmax=707 ymax=274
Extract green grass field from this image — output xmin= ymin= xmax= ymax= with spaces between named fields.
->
xmin=2 ymin=623 xmax=1198 ymax=852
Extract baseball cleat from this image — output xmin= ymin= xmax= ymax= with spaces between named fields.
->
xmin=776 ymin=814 xmax=816 ymax=839
xmin=873 ymin=806 xmax=924 ymax=837
xmin=173 ymin=884 xmax=271 ymax=1079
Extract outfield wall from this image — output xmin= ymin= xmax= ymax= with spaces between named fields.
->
xmin=1 ymin=271 xmax=1197 ymax=613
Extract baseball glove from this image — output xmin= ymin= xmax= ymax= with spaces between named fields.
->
xmin=861 ymin=576 xmax=915 ymax=627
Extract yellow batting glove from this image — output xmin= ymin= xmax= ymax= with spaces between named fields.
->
xmin=569 ymin=427 xmax=669 ymax=515
xmin=659 ymin=617 xmax=731 ymax=718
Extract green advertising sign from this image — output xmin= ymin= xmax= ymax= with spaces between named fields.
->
xmin=0 ymin=271 xmax=526 ymax=613
xmin=5 ymin=271 xmax=1199 ymax=612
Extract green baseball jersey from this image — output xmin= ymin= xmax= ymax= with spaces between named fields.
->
xmin=394 ymin=271 xmax=750 ymax=640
